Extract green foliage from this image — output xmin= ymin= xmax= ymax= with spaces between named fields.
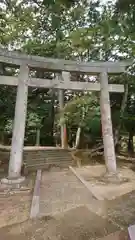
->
xmin=0 ymin=0 xmax=135 ymax=147
xmin=57 ymin=94 xmax=100 ymax=136
xmin=115 ymin=0 xmax=135 ymax=11
xmin=86 ymin=116 xmax=101 ymax=137
xmin=27 ymin=112 xmax=41 ymax=129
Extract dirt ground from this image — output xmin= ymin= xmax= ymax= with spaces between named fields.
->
xmin=0 ymin=206 xmax=127 ymax=240
xmin=0 ymin=161 xmax=134 ymax=239
xmin=0 ymin=173 xmax=35 ymax=228
xmin=0 ymin=194 xmax=31 ymax=228
xmin=76 ymin=163 xmax=135 ymax=200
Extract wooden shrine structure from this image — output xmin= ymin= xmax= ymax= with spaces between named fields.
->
xmin=0 ymin=48 xmax=131 ymax=183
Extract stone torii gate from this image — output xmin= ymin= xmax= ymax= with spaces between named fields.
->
xmin=0 ymin=48 xmax=131 ymax=184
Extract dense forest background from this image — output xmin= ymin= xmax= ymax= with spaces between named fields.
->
xmin=0 ymin=0 xmax=135 ymax=154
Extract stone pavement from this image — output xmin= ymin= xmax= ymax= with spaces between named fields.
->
xmin=38 ymin=169 xmax=121 ymax=239
xmin=39 ymin=169 xmax=94 ymax=216
xmin=40 ymin=206 xmax=120 ymax=240
xmin=38 ymin=169 xmax=135 ymax=239
xmin=0 ymin=206 xmax=125 ymax=240
xmin=1 ymin=169 xmax=135 ymax=239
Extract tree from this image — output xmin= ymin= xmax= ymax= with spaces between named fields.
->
xmin=57 ymin=93 xmax=100 ymax=148
xmin=0 ymin=0 xmax=135 ymax=158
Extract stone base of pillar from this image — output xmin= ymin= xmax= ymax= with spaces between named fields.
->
xmin=100 ymin=172 xmax=129 ymax=184
xmin=1 ymin=176 xmax=25 ymax=189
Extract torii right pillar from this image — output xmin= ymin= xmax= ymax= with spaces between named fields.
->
xmin=100 ymin=71 xmax=117 ymax=175
xmin=58 ymin=88 xmax=68 ymax=148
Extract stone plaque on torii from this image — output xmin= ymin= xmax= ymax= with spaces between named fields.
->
xmin=0 ymin=48 xmax=131 ymax=184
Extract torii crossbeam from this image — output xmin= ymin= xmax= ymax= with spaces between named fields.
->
xmin=0 ymin=48 xmax=132 ymax=184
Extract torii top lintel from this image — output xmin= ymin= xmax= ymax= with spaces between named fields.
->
xmin=0 ymin=48 xmax=132 ymax=74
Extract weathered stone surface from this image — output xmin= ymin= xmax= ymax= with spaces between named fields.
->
xmin=0 ymin=48 xmax=131 ymax=73
xmin=1 ymin=176 xmax=25 ymax=185
xmin=100 ymin=71 xmax=116 ymax=174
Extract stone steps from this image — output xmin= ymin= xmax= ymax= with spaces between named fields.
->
xmin=0 ymin=148 xmax=73 ymax=173
xmin=24 ymin=149 xmax=73 ymax=173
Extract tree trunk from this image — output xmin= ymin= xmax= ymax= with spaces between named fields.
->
xmin=100 ymin=71 xmax=117 ymax=174
xmin=63 ymin=125 xmax=68 ymax=148
xmin=128 ymin=131 xmax=134 ymax=155
xmin=114 ymin=84 xmax=128 ymax=151
xmin=75 ymin=127 xmax=81 ymax=149
xmin=35 ymin=128 xmax=40 ymax=146
xmin=50 ymin=89 xmax=55 ymax=145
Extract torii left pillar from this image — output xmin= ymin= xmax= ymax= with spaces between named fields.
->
xmin=1 ymin=64 xmax=29 ymax=185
